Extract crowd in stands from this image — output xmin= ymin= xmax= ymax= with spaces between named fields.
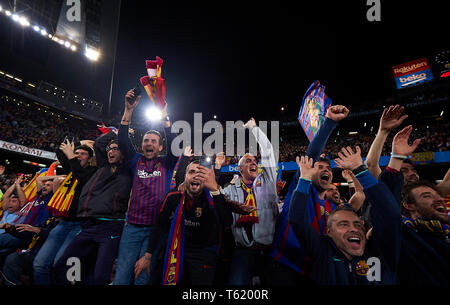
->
xmin=1 ymin=92 xmax=449 ymax=166
xmin=279 ymin=121 xmax=450 ymax=162
xmin=0 ymin=88 xmax=448 ymax=287
xmin=0 ymin=95 xmax=97 ymax=152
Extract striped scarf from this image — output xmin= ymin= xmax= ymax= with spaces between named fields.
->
xmin=47 ymin=172 xmax=78 ymax=217
xmin=236 ymin=180 xmax=258 ymax=225
xmin=162 ymin=191 xmax=214 ymax=285
xmin=402 ymin=215 xmax=450 ymax=236
xmin=23 ymin=170 xmax=48 ymax=203
xmin=169 ymin=155 xmax=183 ymax=190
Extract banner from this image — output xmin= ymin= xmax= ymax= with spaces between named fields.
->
xmin=55 ymin=0 xmax=86 ymax=45
xmin=298 ymin=81 xmax=332 ymax=142
xmin=0 ymin=140 xmax=57 ymax=160
xmin=392 ymin=58 xmax=434 ymax=89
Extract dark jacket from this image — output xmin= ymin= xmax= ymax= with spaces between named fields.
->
xmin=76 ymin=132 xmax=132 ymax=220
xmin=399 ymin=222 xmax=450 ymax=285
xmin=147 ymin=191 xmax=233 ymax=254
xmin=56 ymin=140 xmax=97 ymax=219
xmin=379 ymin=166 xmax=450 ymax=284
xmin=289 ymin=170 xmax=402 ymax=285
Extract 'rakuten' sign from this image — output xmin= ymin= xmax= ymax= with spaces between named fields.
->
xmin=392 ymin=58 xmax=434 ymax=89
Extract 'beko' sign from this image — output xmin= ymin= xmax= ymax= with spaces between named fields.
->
xmin=392 ymin=57 xmax=434 ymax=89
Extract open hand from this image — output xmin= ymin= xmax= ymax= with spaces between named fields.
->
xmin=334 ymin=146 xmax=363 ymax=170
xmin=296 ymin=155 xmax=316 ymax=180
xmin=379 ymin=104 xmax=408 ymax=133
xmin=392 ymin=125 xmax=421 ymax=156
xmin=59 ymin=139 xmax=75 ymax=159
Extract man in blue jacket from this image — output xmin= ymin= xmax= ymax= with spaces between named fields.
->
xmin=269 ymin=105 xmax=349 ymax=284
xmin=289 ymin=146 xmax=401 ymax=284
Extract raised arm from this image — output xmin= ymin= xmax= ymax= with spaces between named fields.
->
xmin=380 ymin=125 xmax=421 ymax=203
xmin=94 ymin=131 xmax=117 ymax=168
xmin=365 ymin=105 xmax=408 ymax=178
xmin=342 ymin=169 xmax=366 ymax=212
xmin=2 ymin=176 xmax=26 ymax=209
xmin=335 ymin=145 xmax=402 ymax=270
xmin=245 ymin=118 xmax=277 ymax=182
xmin=306 ymin=105 xmax=349 ymax=161
xmin=119 ymin=89 xmax=141 ymax=161
xmin=437 ymin=168 xmax=450 ymax=197
xmin=288 ymin=156 xmax=324 ymax=256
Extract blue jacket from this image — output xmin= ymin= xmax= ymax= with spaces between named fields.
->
xmin=289 ymin=170 xmax=402 ymax=285
xmin=270 ymin=117 xmax=338 ymax=273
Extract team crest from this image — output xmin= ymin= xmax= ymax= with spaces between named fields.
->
xmin=356 ymin=260 xmax=370 ymax=276
xmin=195 ymin=207 xmax=202 ymax=218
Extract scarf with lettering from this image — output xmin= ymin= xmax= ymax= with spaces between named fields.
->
xmin=162 ymin=190 xmax=214 ymax=285
xmin=402 ymin=215 xmax=450 ymax=236
xmin=236 ymin=180 xmax=258 ymax=225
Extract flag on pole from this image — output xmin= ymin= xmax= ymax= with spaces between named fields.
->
xmin=298 ymin=81 xmax=332 ymax=142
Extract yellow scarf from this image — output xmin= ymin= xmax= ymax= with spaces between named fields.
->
xmin=47 ymin=172 xmax=78 ymax=217
xmin=23 ymin=171 xmax=48 ymax=202
xmin=236 ymin=180 xmax=258 ymax=225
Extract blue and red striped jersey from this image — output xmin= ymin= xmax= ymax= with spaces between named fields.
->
xmin=126 ymin=155 xmax=174 ymax=225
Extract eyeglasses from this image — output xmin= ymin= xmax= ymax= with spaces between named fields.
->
xmin=106 ymin=146 xmax=120 ymax=152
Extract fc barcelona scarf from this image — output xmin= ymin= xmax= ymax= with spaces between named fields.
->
xmin=308 ymin=184 xmax=335 ymax=235
xmin=47 ymin=172 xmax=78 ymax=217
xmin=402 ymin=215 xmax=450 ymax=236
xmin=23 ymin=170 xmax=48 ymax=203
xmin=236 ymin=181 xmax=258 ymax=225
xmin=162 ymin=191 xmax=214 ymax=285
xmin=140 ymin=56 xmax=167 ymax=109
xmin=169 ymin=155 xmax=183 ymax=190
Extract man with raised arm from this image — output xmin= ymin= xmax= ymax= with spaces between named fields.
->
xmin=289 ymin=147 xmax=401 ymax=284
xmin=220 ymin=117 xmax=278 ymax=285
xmin=269 ymin=105 xmax=349 ymax=285
xmin=114 ymin=89 xmax=179 ymax=285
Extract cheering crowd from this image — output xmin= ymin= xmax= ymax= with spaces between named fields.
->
xmin=0 ymin=89 xmax=449 ymax=286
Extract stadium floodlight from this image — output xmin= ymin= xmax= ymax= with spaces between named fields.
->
xmin=0 ymin=5 xmax=2 ymax=12
xmin=70 ymin=45 xmax=77 ymax=51
xmin=33 ymin=25 xmax=40 ymax=31
xmin=145 ymin=106 xmax=162 ymax=121
xmin=5 ymin=10 xmax=11 ymax=16
xmin=18 ymin=16 xmax=30 ymax=27
xmin=11 ymin=14 xmax=19 ymax=22
xmin=64 ymin=41 xmax=71 ymax=48
xmin=85 ymin=46 xmax=100 ymax=61
xmin=40 ymin=28 xmax=48 ymax=36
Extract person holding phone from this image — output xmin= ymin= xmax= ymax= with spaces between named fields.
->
xmin=113 ymin=88 xmax=179 ymax=285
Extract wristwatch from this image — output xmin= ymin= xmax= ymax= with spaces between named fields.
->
xmin=352 ymin=164 xmax=368 ymax=177
xmin=210 ymin=187 xmax=222 ymax=196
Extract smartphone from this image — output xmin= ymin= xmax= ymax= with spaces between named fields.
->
xmin=127 ymin=85 xmax=141 ymax=104
xmin=200 ymin=155 xmax=215 ymax=168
